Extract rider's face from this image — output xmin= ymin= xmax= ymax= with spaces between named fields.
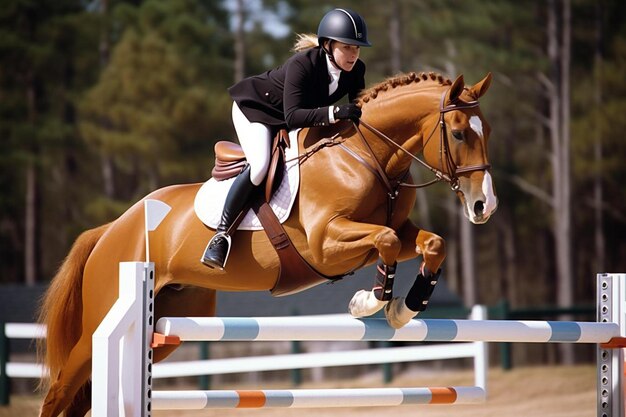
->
xmin=331 ymin=41 xmax=360 ymax=72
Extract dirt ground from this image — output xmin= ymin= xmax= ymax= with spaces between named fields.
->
xmin=5 ymin=365 xmax=598 ymax=417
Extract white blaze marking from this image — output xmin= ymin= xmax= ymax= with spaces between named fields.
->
xmin=481 ymin=171 xmax=497 ymax=216
xmin=469 ymin=115 xmax=483 ymax=138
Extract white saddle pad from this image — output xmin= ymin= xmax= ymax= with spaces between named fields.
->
xmin=194 ymin=130 xmax=300 ymax=231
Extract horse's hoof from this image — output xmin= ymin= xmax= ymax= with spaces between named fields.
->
xmin=348 ymin=289 xmax=387 ymax=318
xmin=384 ymin=297 xmax=418 ymax=329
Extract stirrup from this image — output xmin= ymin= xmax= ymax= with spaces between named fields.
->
xmin=200 ymin=232 xmax=232 ymax=270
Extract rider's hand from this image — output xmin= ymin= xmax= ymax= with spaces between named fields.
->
xmin=333 ymin=103 xmax=362 ymax=123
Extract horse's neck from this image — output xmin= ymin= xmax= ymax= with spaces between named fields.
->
xmin=359 ymin=92 xmax=440 ymax=179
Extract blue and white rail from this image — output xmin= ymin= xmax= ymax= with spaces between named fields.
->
xmin=155 ymin=315 xmax=619 ymax=344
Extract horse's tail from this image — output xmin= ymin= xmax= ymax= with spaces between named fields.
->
xmin=37 ymin=223 xmax=110 ymax=391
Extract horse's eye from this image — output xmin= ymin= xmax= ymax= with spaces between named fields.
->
xmin=452 ymin=130 xmax=465 ymax=141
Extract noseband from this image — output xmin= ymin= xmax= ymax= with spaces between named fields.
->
xmin=341 ymin=89 xmax=491 ymax=226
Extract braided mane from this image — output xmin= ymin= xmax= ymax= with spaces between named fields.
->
xmin=358 ymin=71 xmax=452 ymax=104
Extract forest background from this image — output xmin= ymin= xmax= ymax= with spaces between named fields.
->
xmin=1 ymin=0 xmax=625 ymax=326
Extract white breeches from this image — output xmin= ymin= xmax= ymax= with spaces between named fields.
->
xmin=232 ymin=102 xmax=272 ymax=186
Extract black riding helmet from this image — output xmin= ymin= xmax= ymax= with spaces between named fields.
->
xmin=317 ymin=8 xmax=371 ymax=47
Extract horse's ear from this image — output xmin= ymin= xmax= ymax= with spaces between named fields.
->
xmin=445 ymin=75 xmax=465 ymax=105
xmin=467 ymin=72 xmax=492 ymax=100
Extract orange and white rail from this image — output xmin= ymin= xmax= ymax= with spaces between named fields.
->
xmin=152 ymin=386 xmax=486 ymax=409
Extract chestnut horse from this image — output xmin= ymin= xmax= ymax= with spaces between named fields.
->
xmin=38 ymin=72 xmax=496 ymax=417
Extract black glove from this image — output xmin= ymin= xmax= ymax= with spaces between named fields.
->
xmin=333 ymin=103 xmax=362 ymax=123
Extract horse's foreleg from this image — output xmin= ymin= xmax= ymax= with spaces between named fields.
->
xmin=316 ymin=217 xmax=402 ymax=265
xmin=317 ymin=217 xmax=402 ymax=318
xmin=386 ymin=221 xmax=446 ymax=329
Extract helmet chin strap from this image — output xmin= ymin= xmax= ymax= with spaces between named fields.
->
xmin=329 ymin=56 xmax=342 ymax=71
xmin=322 ymin=40 xmax=340 ymax=68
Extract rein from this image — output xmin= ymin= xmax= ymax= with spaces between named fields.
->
xmin=341 ymin=90 xmax=491 ymax=225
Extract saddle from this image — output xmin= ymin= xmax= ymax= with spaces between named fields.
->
xmin=211 ymin=129 xmax=339 ymax=296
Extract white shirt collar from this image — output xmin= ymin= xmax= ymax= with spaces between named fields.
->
xmin=325 ymin=53 xmax=341 ymax=84
xmin=325 ymin=54 xmax=341 ymax=96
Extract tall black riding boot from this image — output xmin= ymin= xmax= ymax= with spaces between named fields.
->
xmin=201 ymin=166 xmax=258 ymax=269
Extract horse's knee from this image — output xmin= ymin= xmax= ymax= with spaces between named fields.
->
xmin=424 ymin=234 xmax=445 ymax=257
xmin=417 ymin=232 xmax=445 ymax=273
xmin=375 ymin=228 xmax=401 ymax=264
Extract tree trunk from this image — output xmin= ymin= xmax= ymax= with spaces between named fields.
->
xmin=445 ymin=194 xmax=459 ymax=294
xmin=25 ymin=162 xmax=37 ymax=287
xmin=24 ymin=77 xmax=38 ymax=287
xmin=234 ymin=0 xmax=246 ymax=83
xmin=558 ymin=0 xmax=572 ymax=311
xmin=389 ymin=0 xmax=401 ymax=74
xmin=460 ymin=211 xmax=476 ymax=306
xmin=99 ymin=0 xmax=116 ymax=198
xmin=500 ymin=209 xmax=517 ymax=304
xmin=548 ymin=0 xmax=574 ymax=365
xmin=593 ymin=2 xmax=605 ymax=273
xmin=101 ymin=154 xmax=115 ymax=198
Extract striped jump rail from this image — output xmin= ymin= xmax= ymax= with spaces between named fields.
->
xmin=153 ymin=315 xmax=620 ymax=346
xmin=152 ymin=386 xmax=486 ymax=409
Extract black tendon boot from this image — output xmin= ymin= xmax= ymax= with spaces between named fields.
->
xmin=405 ymin=265 xmax=442 ymax=312
xmin=373 ymin=258 xmax=397 ymax=301
xmin=201 ymin=166 xmax=257 ymax=269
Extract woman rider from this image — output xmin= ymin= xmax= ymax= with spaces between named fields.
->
xmin=202 ymin=8 xmax=371 ymax=269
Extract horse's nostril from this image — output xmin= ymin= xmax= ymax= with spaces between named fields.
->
xmin=474 ymin=201 xmax=485 ymax=216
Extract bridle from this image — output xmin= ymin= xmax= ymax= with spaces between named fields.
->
xmin=339 ymin=89 xmax=491 ymax=225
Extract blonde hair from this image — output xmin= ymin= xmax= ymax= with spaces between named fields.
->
xmin=292 ymin=33 xmax=319 ymax=52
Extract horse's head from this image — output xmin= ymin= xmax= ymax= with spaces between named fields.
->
xmin=355 ymin=72 xmax=497 ymax=225
xmin=421 ymin=73 xmax=497 ymax=224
